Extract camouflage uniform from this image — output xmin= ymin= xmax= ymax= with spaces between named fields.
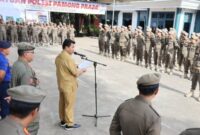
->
xmin=154 ymin=30 xmax=162 ymax=71
xmin=184 ymin=38 xmax=198 ymax=78
xmin=185 ymin=41 xmax=200 ymax=101
xmin=119 ymin=28 xmax=129 ymax=61
xmin=144 ymin=29 xmax=156 ymax=68
xmin=136 ymin=30 xmax=145 ymax=65
xmin=165 ymin=32 xmax=179 ymax=74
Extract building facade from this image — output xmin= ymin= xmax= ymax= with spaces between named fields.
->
xmin=104 ymin=0 xmax=200 ymax=37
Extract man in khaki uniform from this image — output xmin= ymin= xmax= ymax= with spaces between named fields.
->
xmin=0 ymin=85 xmax=46 ymax=135
xmin=144 ymin=27 xmax=156 ymax=69
xmin=110 ymin=73 xmax=161 ymax=135
xmin=119 ymin=27 xmax=129 ymax=61
xmin=55 ymin=39 xmax=86 ymax=130
xmin=136 ymin=29 xmax=145 ymax=66
xmin=11 ymin=43 xmax=40 ymax=135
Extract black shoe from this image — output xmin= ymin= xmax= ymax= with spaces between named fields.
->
xmin=60 ymin=121 xmax=67 ymax=127
xmin=64 ymin=124 xmax=81 ymax=130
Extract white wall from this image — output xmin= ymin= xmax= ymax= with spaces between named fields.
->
xmin=132 ymin=11 xmax=138 ymax=29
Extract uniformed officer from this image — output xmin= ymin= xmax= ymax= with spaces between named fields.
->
xmin=55 ymin=39 xmax=86 ymax=130
xmin=0 ymin=19 xmax=7 ymax=41
xmin=136 ymin=29 xmax=145 ymax=66
xmin=98 ymin=23 xmax=105 ymax=55
xmin=144 ymin=27 xmax=156 ymax=69
xmin=131 ymin=30 xmax=138 ymax=61
xmin=154 ymin=29 xmax=163 ymax=71
xmin=0 ymin=41 xmax=11 ymax=119
xmin=119 ymin=27 xmax=129 ymax=61
xmin=110 ymin=73 xmax=161 ymax=135
xmin=185 ymin=36 xmax=200 ymax=101
xmin=0 ymin=85 xmax=46 ymax=135
xmin=184 ymin=35 xmax=198 ymax=79
xmin=11 ymin=43 xmax=40 ymax=135
xmin=110 ymin=27 xmax=116 ymax=59
xmin=10 ymin=22 xmax=18 ymax=44
xmin=21 ymin=23 xmax=29 ymax=42
xmin=165 ymin=31 xmax=179 ymax=75
xmin=69 ymin=24 xmax=75 ymax=41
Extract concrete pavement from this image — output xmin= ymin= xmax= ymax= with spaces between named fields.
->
xmin=8 ymin=37 xmax=200 ymax=135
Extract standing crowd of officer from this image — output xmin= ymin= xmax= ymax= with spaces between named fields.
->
xmin=98 ymin=24 xmax=200 ymax=101
xmin=0 ymin=18 xmax=76 ymax=46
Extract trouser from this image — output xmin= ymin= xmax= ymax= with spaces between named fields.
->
xmin=22 ymin=33 xmax=29 ymax=42
xmin=0 ymin=82 xmax=10 ymax=119
xmin=184 ymin=59 xmax=193 ymax=74
xmin=154 ymin=48 xmax=162 ymax=67
xmin=33 ymin=34 xmax=39 ymax=43
xmin=104 ymin=42 xmax=110 ymax=55
xmin=132 ymin=45 xmax=137 ymax=60
xmin=61 ymin=35 xmax=67 ymax=44
xmin=126 ymin=42 xmax=131 ymax=56
xmin=111 ymin=43 xmax=117 ymax=58
xmin=11 ymin=33 xmax=18 ymax=43
xmin=0 ymin=31 xmax=7 ymax=41
xmin=52 ymin=34 xmax=58 ymax=44
xmin=59 ymin=84 xmax=77 ymax=126
xmin=120 ymin=46 xmax=126 ymax=57
xmin=42 ymin=34 xmax=49 ymax=44
xmin=98 ymin=40 xmax=104 ymax=54
xmin=136 ymin=48 xmax=143 ymax=64
xmin=144 ymin=51 xmax=151 ymax=67
xmin=165 ymin=52 xmax=174 ymax=69
xmin=191 ymin=73 xmax=200 ymax=90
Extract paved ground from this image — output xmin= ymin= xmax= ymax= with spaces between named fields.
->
xmin=8 ymin=37 xmax=200 ymax=135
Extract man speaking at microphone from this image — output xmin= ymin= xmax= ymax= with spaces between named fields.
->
xmin=55 ymin=39 xmax=86 ymax=130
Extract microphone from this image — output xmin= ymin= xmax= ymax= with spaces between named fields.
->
xmin=74 ymin=52 xmax=86 ymax=57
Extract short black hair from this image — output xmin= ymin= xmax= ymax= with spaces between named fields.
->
xmin=137 ymin=84 xmax=159 ymax=96
xmin=10 ymin=99 xmax=40 ymax=119
xmin=62 ymin=39 xmax=75 ymax=50
xmin=18 ymin=50 xmax=25 ymax=56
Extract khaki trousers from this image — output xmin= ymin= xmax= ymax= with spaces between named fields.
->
xmin=59 ymin=84 xmax=77 ymax=126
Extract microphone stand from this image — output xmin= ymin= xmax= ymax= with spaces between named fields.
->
xmin=80 ymin=56 xmax=110 ymax=127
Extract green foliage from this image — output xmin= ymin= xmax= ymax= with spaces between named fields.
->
xmin=82 ymin=25 xmax=99 ymax=36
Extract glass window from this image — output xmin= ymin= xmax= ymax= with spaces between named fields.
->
xmin=158 ymin=13 xmax=165 ymax=18
xmin=184 ymin=13 xmax=192 ymax=23
xmin=166 ymin=13 xmax=174 ymax=19
xmin=152 ymin=13 xmax=157 ymax=18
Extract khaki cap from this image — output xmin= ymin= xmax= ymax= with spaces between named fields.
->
xmin=18 ymin=42 xmax=35 ymax=51
xmin=137 ymin=26 xmax=143 ymax=30
xmin=137 ymin=73 xmax=161 ymax=86
xmin=156 ymin=29 xmax=162 ymax=33
xmin=8 ymin=85 xmax=46 ymax=103
xmin=191 ymin=35 xmax=198 ymax=40
xmin=146 ymin=27 xmax=152 ymax=32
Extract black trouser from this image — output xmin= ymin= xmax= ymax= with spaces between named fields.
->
xmin=191 ymin=73 xmax=200 ymax=90
xmin=0 ymin=82 xmax=10 ymax=118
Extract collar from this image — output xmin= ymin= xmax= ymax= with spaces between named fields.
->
xmin=4 ymin=116 xmax=25 ymax=135
xmin=135 ymin=95 xmax=151 ymax=105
